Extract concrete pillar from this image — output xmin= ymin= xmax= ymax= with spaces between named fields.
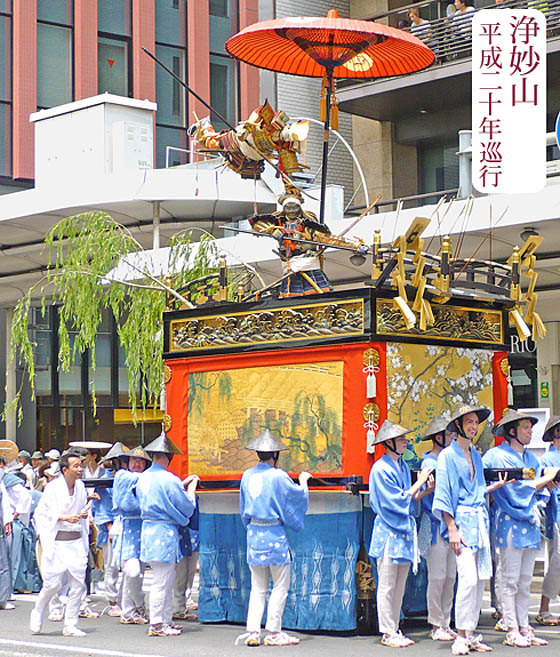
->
xmin=536 ymin=321 xmax=560 ymax=414
xmin=12 ymin=0 xmax=37 ymax=179
xmin=5 ymin=308 xmax=16 ymax=442
xmin=74 ymin=0 xmax=98 ymax=100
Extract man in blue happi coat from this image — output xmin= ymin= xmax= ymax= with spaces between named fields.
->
xmin=239 ymin=429 xmax=311 ymax=647
xmin=537 ymin=415 xmax=560 ymax=625
xmin=418 ymin=416 xmax=457 ymax=642
xmin=136 ymin=431 xmax=199 ymax=637
xmin=368 ymin=419 xmax=433 ymax=648
xmin=483 ymin=409 xmax=557 ymax=647
xmin=433 ymin=405 xmax=510 ymax=656
xmin=110 ymin=444 xmax=150 ymax=625
xmin=90 ymin=455 xmax=120 ymax=616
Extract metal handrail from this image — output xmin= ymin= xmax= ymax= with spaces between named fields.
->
xmin=339 ymin=0 xmax=560 ymax=84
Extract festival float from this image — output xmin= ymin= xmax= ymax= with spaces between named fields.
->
xmin=155 ymin=10 xmax=546 ymax=633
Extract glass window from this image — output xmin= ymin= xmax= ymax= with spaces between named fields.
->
xmin=37 ymin=0 xmax=72 ymax=25
xmin=34 ymin=329 xmax=52 ymax=403
xmin=209 ymin=0 xmax=236 ymax=55
xmin=419 ymin=141 xmax=459 ymax=194
xmin=98 ymin=0 xmax=131 ymax=36
xmin=0 ymin=103 xmax=11 ymax=177
xmin=210 ymin=56 xmax=235 ymax=131
xmin=0 ymin=16 xmax=11 ymax=102
xmin=37 ymin=23 xmax=72 ymax=108
xmin=210 ymin=0 xmax=228 ymax=17
xmin=58 ymin=333 xmax=83 ymax=406
xmin=156 ymin=125 xmax=188 ymax=169
xmin=0 ymin=1 xmax=11 ymax=14
xmin=98 ymin=37 xmax=129 ymax=96
xmin=89 ymin=334 xmax=112 ymax=406
xmin=155 ymin=45 xmax=186 ymax=127
xmin=155 ymin=0 xmax=186 ymax=47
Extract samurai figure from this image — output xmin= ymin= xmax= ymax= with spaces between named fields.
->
xmin=250 ymin=190 xmax=334 ymax=298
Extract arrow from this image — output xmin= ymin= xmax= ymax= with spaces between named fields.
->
xmin=107 ymin=59 xmax=115 ymax=68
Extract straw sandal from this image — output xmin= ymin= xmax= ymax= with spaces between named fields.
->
xmin=264 ymin=632 xmax=300 ymax=646
xmin=468 ymin=635 xmax=493 ymax=652
xmin=535 ymin=613 xmax=560 ymax=626
xmin=503 ymin=631 xmax=530 ymax=648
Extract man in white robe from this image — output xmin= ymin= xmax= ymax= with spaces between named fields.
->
xmin=30 ymin=451 xmax=89 ymax=637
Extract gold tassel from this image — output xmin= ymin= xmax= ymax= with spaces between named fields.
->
xmin=531 ymin=312 xmax=547 ymax=340
xmin=510 ymin=308 xmax=531 ymax=340
xmin=393 ymin=296 xmax=416 ymax=329
xmin=419 ymin=301 xmax=427 ymax=332
xmin=423 ymin=298 xmax=434 ymax=326
xmin=331 ymin=94 xmax=339 ymax=131
xmin=319 ymin=76 xmax=327 ymax=123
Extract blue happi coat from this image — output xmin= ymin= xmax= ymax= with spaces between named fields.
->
xmin=92 ymin=468 xmax=114 ymax=548
xmin=368 ymin=454 xmax=416 ymax=564
xmin=137 ymin=463 xmax=195 ymax=564
xmin=240 ymin=462 xmax=309 ymax=566
xmin=419 ymin=451 xmax=439 ymax=548
xmin=111 ymin=469 xmax=142 ymax=565
xmin=482 ymin=442 xmax=544 ymax=549
xmin=542 ymin=445 xmax=560 ymax=539
xmin=432 ymin=439 xmax=489 ymax=551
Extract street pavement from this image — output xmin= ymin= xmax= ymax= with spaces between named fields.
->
xmin=1 ymin=587 xmax=560 ymax=657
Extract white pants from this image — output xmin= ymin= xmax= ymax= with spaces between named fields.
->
xmin=499 ymin=536 xmax=537 ymax=629
xmin=490 ymin=539 xmax=503 ymax=614
xmin=376 ymin=549 xmax=410 ymax=635
xmin=246 ymin=564 xmax=290 ymax=633
xmin=34 ymin=539 xmax=87 ymax=628
xmin=148 ymin=561 xmax=176 ymax=626
xmin=173 ymin=552 xmax=198 ymax=614
xmin=121 ymin=562 xmax=145 ymax=618
xmin=101 ymin=539 xmax=121 ymax=604
xmin=542 ymin=525 xmax=560 ymax=600
xmin=455 ymin=547 xmax=486 ymax=632
xmin=426 ymin=534 xmax=457 ymax=628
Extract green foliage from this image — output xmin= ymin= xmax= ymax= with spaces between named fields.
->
xmin=5 ymin=211 xmax=223 ymax=424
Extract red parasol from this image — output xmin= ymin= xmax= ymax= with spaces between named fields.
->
xmin=226 ymin=9 xmax=434 ymax=222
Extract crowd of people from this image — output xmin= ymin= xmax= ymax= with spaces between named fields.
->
xmin=1 ymin=405 xmax=560 ymax=650
xmin=370 ymin=405 xmax=560 ymax=653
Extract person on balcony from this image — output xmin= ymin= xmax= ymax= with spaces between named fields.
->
xmin=449 ymin=0 xmax=475 ymax=58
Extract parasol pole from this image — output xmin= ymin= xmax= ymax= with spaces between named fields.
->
xmin=319 ymin=67 xmax=334 ymax=225
xmin=142 ymin=47 xmax=235 ymax=130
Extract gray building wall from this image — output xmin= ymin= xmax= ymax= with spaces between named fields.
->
xmin=271 ymin=0 xmax=355 ymax=206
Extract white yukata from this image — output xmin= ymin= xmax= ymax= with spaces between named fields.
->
xmin=112 ymin=469 xmax=145 ymax=619
xmin=32 ymin=475 xmax=89 ymax=630
xmin=136 ymin=463 xmax=195 ymax=627
xmin=240 ymin=462 xmax=309 ymax=634
xmin=420 ymin=451 xmax=456 ymax=630
xmin=369 ymin=454 xmax=417 ymax=635
xmin=483 ymin=443 xmax=544 ymax=629
xmin=542 ymin=445 xmax=560 ymax=601
xmin=433 ymin=440 xmax=491 ymax=632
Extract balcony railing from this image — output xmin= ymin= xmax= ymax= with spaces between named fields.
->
xmin=341 ymin=0 xmax=560 ymax=83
